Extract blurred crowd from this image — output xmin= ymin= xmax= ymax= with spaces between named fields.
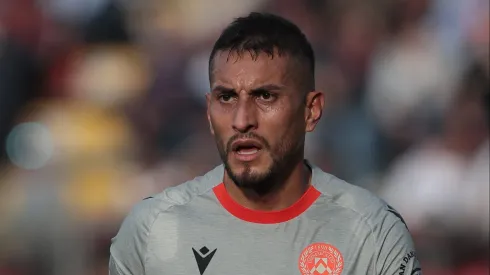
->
xmin=0 ymin=0 xmax=488 ymax=274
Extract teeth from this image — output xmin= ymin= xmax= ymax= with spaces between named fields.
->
xmin=237 ymin=148 xmax=258 ymax=155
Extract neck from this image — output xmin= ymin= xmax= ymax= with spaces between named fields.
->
xmin=223 ymin=159 xmax=311 ymax=211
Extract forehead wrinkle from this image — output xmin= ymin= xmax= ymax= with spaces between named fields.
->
xmin=211 ymin=51 xmax=291 ymax=90
xmin=234 ymin=70 xmax=280 ymax=91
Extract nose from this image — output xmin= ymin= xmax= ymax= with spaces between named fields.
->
xmin=232 ymin=97 xmax=257 ymax=133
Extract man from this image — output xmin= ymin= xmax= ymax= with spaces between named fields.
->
xmin=110 ymin=13 xmax=422 ymax=275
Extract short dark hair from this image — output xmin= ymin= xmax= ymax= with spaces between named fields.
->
xmin=209 ymin=12 xmax=315 ymax=90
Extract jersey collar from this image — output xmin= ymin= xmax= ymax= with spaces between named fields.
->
xmin=212 ymin=161 xmax=321 ymax=224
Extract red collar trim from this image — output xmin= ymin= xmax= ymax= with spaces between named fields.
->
xmin=213 ymin=182 xmax=321 ymax=224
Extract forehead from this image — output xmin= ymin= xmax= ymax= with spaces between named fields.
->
xmin=210 ymin=51 xmax=293 ymax=88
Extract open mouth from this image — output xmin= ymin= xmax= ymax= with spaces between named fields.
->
xmin=231 ymin=139 xmax=263 ymax=156
xmin=236 ymin=146 xmax=260 ymax=155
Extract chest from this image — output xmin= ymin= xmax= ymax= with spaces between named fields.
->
xmin=144 ymin=214 xmax=373 ymax=275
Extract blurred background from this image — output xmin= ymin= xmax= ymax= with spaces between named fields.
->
xmin=0 ymin=0 xmax=488 ymax=274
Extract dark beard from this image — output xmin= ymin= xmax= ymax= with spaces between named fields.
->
xmin=218 ymin=133 xmax=301 ymax=196
xmin=223 ymin=157 xmax=279 ymax=194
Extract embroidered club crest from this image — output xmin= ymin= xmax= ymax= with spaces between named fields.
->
xmin=298 ymin=243 xmax=344 ymax=275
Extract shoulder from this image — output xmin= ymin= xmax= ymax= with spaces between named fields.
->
xmin=110 ymin=165 xmax=224 ymax=270
xmin=309 ymin=163 xmax=420 ymax=273
xmin=310 ymin=163 xmax=409 ymax=233
xmin=130 ymin=164 xmax=224 ymax=223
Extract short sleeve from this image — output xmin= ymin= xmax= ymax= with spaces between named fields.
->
xmin=376 ymin=206 xmax=422 ymax=275
xmin=109 ymin=197 xmax=158 ymax=275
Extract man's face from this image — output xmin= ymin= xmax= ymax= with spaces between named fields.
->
xmin=206 ymin=51 xmax=323 ymax=189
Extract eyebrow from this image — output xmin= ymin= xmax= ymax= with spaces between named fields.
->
xmin=212 ymin=84 xmax=285 ymax=93
xmin=212 ymin=85 xmax=234 ymax=93
xmin=251 ymin=84 xmax=285 ymax=92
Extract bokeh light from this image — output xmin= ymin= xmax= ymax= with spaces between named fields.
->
xmin=6 ymin=122 xmax=54 ymax=170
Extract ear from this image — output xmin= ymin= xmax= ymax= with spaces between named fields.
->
xmin=205 ymin=93 xmax=215 ymax=136
xmin=304 ymin=91 xmax=324 ymax=132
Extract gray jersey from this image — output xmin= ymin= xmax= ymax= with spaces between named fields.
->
xmin=109 ymin=162 xmax=422 ymax=275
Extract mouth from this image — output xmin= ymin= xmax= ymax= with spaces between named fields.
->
xmin=231 ymin=139 xmax=263 ymax=160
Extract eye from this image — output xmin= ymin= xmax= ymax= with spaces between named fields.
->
xmin=256 ymin=91 xmax=275 ymax=102
xmin=218 ymin=93 xmax=235 ymax=103
xmin=260 ymin=92 xmax=271 ymax=100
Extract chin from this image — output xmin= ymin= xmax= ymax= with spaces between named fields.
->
xmin=231 ymin=171 xmax=271 ymax=189
xmin=226 ymin=159 xmax=275 ymax=188
xmin=229 ymin=154 xmax=271 ymax=173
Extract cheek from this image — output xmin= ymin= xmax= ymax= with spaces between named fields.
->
xmin=209 ymin=114 xmax=231 ymax=143
xmin=262 ymin=111 xmax=304 ymax=151
xmin=209 ymin=108 xmax=225 ymax=131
